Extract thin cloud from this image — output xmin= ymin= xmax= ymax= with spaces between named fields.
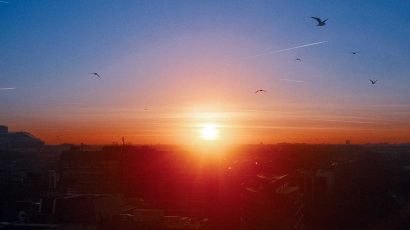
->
xmin=279 ymin=78 xmax=305 ymax=83
xmin=63 ymin=102 xmax=85 ymax=105
xmin=245 ymin=41 xmax=328 ymax=59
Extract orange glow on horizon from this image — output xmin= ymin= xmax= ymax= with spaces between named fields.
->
xmin=7 ymin=103 xmax=410 ymax=145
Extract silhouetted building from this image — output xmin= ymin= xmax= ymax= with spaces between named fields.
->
xmin=0 ymin=125 xmax=44 ymax=150
xmin=241 ymin=174 xmax=304 ymax=230
xmin=0 ymin=125 xmax=8 ymax=133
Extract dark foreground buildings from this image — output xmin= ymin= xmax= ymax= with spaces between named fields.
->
xmin=0 ymin=127 xmax=410 ymax=229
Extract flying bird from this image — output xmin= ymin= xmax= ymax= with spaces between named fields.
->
xmin=295 ymin=58 xmax=302 ymax=62
xmin=311 ymin=17 xmax=328 ymax=26
xmin=90 ymin=72 xmax=102 ymax=79
xmin=369 ymin=79 xmax=378 ymax=85
xmin=351 ymin=51 xmax=359 ymax=55
xmin=255 ymin=89 xmax=266 ymax=94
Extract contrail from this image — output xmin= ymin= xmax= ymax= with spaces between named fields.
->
xmin=0 ymin=87 xmax=15 ymax=90
xmin=279 ymin=78 xmax=305 ymax=83
xmin=0 ymin=1 xmax=10 ymax=4
xmin=245 ymin=41 xmax=328 ymax=59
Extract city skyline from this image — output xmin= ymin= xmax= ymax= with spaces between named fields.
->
xmin=1 ymin=0 xmax=410 ymax=145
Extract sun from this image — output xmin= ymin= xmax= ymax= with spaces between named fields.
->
xmin=200 ymin=123 xmax=219 ymax=141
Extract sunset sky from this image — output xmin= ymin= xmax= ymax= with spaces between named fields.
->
xmin=1 ymin=0 xmax=410 ymax=145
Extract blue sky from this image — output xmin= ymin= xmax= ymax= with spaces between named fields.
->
xmin=1 ymin=0 xmax=409 ymax=144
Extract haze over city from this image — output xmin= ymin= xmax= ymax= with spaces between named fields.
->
xmin=1 ymin=0 xmax=409 ymax=145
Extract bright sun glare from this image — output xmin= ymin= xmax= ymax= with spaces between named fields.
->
xmin=200 ymin=123 xmax=219 ymax=141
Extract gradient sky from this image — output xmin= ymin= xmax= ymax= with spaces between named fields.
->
xmin=1 ymin=0 xmax=410 ymax=145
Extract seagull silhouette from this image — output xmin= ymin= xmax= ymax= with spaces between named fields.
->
xmin=351 ymin=51 xmax=359 ymax=55
xmin=90 ymin=72 xmax=102 ymax=79
xmin=311 ymin=17 xmax=328 ymax=26
xmin=255 ymin=89 xmax=266 ymax=94
xmin=369 ymin=79 xmax=378 ymax=85
xmin=295 ymin=58 xmax=302 ymax=62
